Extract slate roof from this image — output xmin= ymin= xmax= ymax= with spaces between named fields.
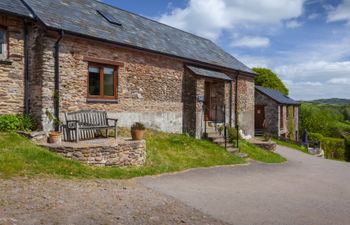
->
xmin=0 ymin=0 xmax=33 ymax=18
xmin=256 ymin=86 xmax=300 ymax=105
xmin=186 ymin=66 xmax=232 ymax=81
xmin=17 ymin=0 xmax=253 ymax=74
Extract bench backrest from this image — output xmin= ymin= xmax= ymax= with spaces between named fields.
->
xmin=65 ymin=110 xmax=108 ymax=126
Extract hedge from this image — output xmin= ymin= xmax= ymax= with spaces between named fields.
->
xmin=321 ymin=137 xmax=345 ymax=160
xmin=308 ymin=132 xmax=324 ymax=141
xmin=345 ymin=137 xmax=350 ymax=162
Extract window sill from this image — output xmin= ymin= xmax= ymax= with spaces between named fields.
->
xmin=86 ymin=99 xmax=119 ymax=104
xmin=0 ymin=59 xmax=12 ymax=65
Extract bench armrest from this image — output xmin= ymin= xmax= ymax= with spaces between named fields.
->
xmin=107 ymin=118 xmax=118 ymax=126
xmin=65 ymin=120 xmax=80 ymax=129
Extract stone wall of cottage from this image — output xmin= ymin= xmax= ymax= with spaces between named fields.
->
xmin=255 ymin=91 xmax=299 ymax=140
xmin=237 ymin=76 xmax=255 ymax=137
xmin=4 ymin=25 xmax=256 ymax=138
xmin=225 ymin=74 xmax=255 ymax=137
xmin=31 ymin=34 xmax=184 ymax=132
xmin=0 ymin=15 xmax=25 ymax=114
xmin=255 ymin=91 xmax=279 ymax=135
xmin=182 ymin=69 xmax=197 ymax=136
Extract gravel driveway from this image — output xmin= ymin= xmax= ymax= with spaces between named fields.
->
xmin=0 ymin=179 xmax=228 ymax=225
xmin=1 ymin=145 xmax=349 ymax=225
xmin=141 ymin=145 xmax=350 ymax=225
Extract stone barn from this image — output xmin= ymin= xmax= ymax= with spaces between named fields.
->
xmin=0 ymin=0 xmax=256 ymax=139
xmin=255 ymin=86 xmax=300 ymax=141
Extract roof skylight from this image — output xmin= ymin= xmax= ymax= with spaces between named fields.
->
xmin=97 ymin=10 xmax=122 ymax=26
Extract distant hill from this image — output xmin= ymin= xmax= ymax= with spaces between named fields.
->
xmin=304 ymin=98 xmax=350 ymax=105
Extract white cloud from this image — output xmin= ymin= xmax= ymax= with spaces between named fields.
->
xmin=328 ymin=77 xmax=350 ymax=85
xmin=285 ymin=20 xmax=303 ymax=28
xmin=308 ymin=13 xmax=319 ymax=20
xmin=275 ymin=61 xmax=350 ymax=100
xmin=327 ymin=0 xmax=350 ymax=25
xmin=158 ymin=0 xmax=306 ymax=40
xmin=236 ymin=55 xmax=271 ymax=68
xmin=230 ymin=36 xmax=270 ymax=48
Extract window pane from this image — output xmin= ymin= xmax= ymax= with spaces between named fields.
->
xmin=89 ymin=66 xmax=100 ymax=96
xmin=0 ymin=31 xmax=4 ymax=54
xmin=0 ymin=31 xmax=4 ymax=43
xmin=104 ymin=67 xmax=114 ymax=96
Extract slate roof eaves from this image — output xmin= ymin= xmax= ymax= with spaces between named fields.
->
xmin=20 ymin=0 xmax=255 ymax=75
xmin=0 ymin=0 xmax=33 ymax=19
xmin=256 ymin=86 xmax=300 ymax=105
xmin=186 ymin=65 xmax=233 ymax=81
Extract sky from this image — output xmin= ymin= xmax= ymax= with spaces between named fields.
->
xmin=102 ymin=0 xmax=350 ymax=100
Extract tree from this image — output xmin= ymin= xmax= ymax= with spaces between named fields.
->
xmin=253 ymin=67 xmax=289 ymax=96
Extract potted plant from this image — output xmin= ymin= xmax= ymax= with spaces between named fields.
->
xmin=131 ymin=122 xmax=145 ymax=140
xmin=46 ymin=109 xmax=62 ymax=144
xmin=263 ymin=132 xmax=271 ymax=142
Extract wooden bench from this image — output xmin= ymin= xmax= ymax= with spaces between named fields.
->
xmin=62 ymin=110 xmax=118 ymax=142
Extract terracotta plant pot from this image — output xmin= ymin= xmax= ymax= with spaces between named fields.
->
xmin=131 ymin=129 xmax=144 ymax=140
xmin=49 ymin=131 xmax=62 ymax=144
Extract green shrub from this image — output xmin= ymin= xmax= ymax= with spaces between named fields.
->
xmin=0 ymin=114 xmax=37 ymax=132
xmin=345 ymin=137 xmax=350 ymax=162
xmin=308 ymin=132 xmax=324 ymax=141
xmin=228 ymin=127 xmax=241 ymax=144
xmin=321 ymin=137 xmax=345 ymax=160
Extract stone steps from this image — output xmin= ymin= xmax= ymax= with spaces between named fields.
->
xmin=204 ymin=128 xmax=247 ymax=159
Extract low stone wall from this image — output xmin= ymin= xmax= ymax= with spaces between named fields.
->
xmin=39 ymin=138 xmax=146 ymax=167
xmin=249 ymin=139 xmax=277 ymax=152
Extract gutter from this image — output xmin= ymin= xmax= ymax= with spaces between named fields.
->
xmin=229 ymin=81 xmax=233 ymax=127
xmin=235 ymin=72 xmax=239 ymax=148
xmin=54 ymin=30 xmax=64 ymax=131
xmin=23 ymin=19 xmax=30 ymax=115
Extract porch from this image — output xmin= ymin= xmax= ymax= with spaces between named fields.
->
xmin=183 ymin=65 xmax=235 ymax=139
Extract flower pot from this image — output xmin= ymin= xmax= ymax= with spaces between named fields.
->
xmin=131 ymin=129 xmax=144 ymax=140
xmin=49 ymin=132 xmax=62 ymax=144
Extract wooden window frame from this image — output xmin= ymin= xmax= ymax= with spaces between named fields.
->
xmin=87 ymin=62 xmax=118 ymax=100
xmin=0 ymin=26 xmax=8 ymax=60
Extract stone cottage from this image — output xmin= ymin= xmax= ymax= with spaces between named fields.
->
xmin=0 ymin=0 xmax=256 ymax=139
xmin=255 ymin=86 xmax=300 ymax=141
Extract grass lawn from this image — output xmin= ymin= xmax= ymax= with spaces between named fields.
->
xmin=0 ymin=130 xmax=245 ymax=179
xmin=272 ymin=139 xmax=309 ymax=154
xmin=239 ymin=140 xmax=287 ymax=163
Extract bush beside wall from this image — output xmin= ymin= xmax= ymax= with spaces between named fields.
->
xmin=228 ymin=127 xmax=241 ymax=145
xmin=0 ymin=115 xmax=37 ymax=132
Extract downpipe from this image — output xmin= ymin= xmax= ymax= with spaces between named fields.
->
xmin=54 ymin=30 xmax=64 ymax=131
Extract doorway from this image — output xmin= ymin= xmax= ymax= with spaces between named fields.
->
xmin=255 ymin=105 xmax=265 ymax=130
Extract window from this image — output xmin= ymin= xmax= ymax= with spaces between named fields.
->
xmin=97 ymin=10 xmax=122 ymax=26
xmin=88 ymin=64 xmax=118 ymax=99
xmin=0 ymin=28 xmax=7 ymax=60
